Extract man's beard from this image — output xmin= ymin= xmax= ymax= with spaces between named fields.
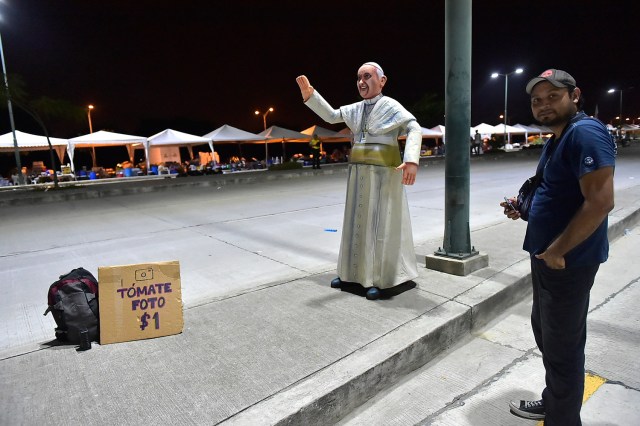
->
xmin=537 ymin=116 xmax=564 ymax=127
xmin=536 ymin=110 xmax=574 ymax=127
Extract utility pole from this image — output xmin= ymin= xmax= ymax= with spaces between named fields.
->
xmin=0 ymin=31 xmax=24 ymax=185
xmin=426 ymin=0 xmax=488 ymax=276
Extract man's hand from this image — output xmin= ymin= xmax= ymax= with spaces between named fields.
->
xmin=296 ymin=75 xmax=314 ymax=102
xmin=535 ymin=250 xmax=566 ymax=269
xmin=396 ymin=162 xmax=417 ymax=185
xmin=500 ymin=198 xmax=521 ymax=220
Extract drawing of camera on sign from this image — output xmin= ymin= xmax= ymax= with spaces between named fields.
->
xmin=135 ymin=268 xmax=154 ymax=281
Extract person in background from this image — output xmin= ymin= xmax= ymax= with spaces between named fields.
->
xmin=309 ymin=133 xmax=322 ymax=169
xmin=501 ymin=69 xmax=615 ymax=425
xmin=296 ymin=62 xmax=422 ymax=300
xmin=473 ymin=129 xmax=482 ymax=155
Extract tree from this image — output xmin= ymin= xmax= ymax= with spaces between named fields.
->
xmin=409 ymin=93 xmax=445 ymax=127
xmin=0 ymin=73 xmax=85 ymax=187
xmin=0 ymin=73 xmax=85 ymax=133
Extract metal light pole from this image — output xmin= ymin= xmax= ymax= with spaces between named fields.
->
xmin=0 ymin=29 xmax=24 ymax=185
xmin=608 ymin=87 xmax=634 ymax=142
xmin=491 ymin=68 xmax=523 ymax=145
xmin=255 ymin=107 xmax=273 ymax=163
xmin=608 ymin=88 xmax=623 ymax=129
xmin=87 ymin=104 xmax=97 ymax=167
xmin=87 ymin=104 xmax=94 ymax=133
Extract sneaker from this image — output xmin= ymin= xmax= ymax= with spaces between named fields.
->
xmin=509 ymin=399 xmax=545 ymax=420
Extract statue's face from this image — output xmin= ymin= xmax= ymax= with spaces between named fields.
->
xmin=356 ymin=65 xmax=386 ymax=99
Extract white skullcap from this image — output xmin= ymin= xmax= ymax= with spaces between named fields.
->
xmin=362 ymin=62 xmax=384 ymax=77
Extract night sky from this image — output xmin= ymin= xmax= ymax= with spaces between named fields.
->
xmin=1 ymin=1 xmax=638 ymax=143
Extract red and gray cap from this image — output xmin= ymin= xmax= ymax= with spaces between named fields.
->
xmin=525 ymin=69 xmax=576 ymax=94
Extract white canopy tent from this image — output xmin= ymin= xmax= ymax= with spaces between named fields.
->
xmin=528 ymin=123 xmax=552 ymax=134
xmin=148 ymin=129 xmax=212 ymax=146
xmin=513 ymin=124 xmax=546 ymax=141
xmin=258 ymin=125 xmax=310 ymax=160
xmin=492 ymin=123 xmax=526 ymax=143
xmin=513 ymin=123 xmax=543 ymax=133
xmin=259 ymin=125 xmax=310 ymax=142
xmin=420 ymin=127 xmax=443 ymax=137
xmin=492 ymin=123 xmax=525 ymax=134
xmin=203 ymin=124 xmax=265 ymax=162
xmin=301 ymin=125 xmax=350 ymax=142
xmin=338 ymin=127 xmax=355 ymax=141
xmin=472 ymin=123 xmax=496 ymax=136
xmin=430 ymin=125 xmax=446 ymax=143
xmin=399 ymin=126 xmax=443 ymax=140
xmin=0 ymin=131 xmax=69 ymax=164
xmin=68 ymin=130 xmax=149 ymax=173
xmin=148 ymin=129 xmax=213 ymax=165
xmin=203 ymin=124 xmax=265 ymax=143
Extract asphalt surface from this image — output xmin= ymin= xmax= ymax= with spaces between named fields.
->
xmin=1 ymin=146 xmax=639 ymax=425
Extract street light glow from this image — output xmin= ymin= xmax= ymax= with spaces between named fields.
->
xmin=491 ymin=72 xmax=499 ymax=79
xmin=608 ymin=89 xmax=616 ymax=93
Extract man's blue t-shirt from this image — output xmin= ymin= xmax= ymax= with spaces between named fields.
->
xmin=523 ymin=112 xmax=616 ymax=267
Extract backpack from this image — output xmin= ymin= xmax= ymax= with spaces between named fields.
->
xmin=44 ymin=267 xmax=99 ymax=344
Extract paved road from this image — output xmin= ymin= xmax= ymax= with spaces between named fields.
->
xmin=1 ymin=148 xmax=639 ymax=356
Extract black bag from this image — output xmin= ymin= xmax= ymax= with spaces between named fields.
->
xmin=516 ymin=174 xmax=540 ymax=221
xmin=516 ymin=130 xmax=562 ymax=221
xmin=44 ymin=267 xmax=99 ymax=344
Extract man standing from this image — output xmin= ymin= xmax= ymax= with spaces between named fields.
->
xmin=473 ymin=129 xmax=482 ymax=155
xmin=296 ymin=62 xmax=422 ymax=300
xmin=502 ymin=69 xmax=616 ymax=425
xmin=309 ymin=133 xmax=322 ymax=169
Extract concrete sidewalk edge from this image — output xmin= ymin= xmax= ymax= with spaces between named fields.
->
xmin=221 ymin=206 xmax=640 ymax=426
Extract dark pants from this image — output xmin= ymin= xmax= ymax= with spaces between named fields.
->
xmin=311 ymin=148 xmax=321 ymax=169
xmin=530 ymin=257 xmax=599 ymax=426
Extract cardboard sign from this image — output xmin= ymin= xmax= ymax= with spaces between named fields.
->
xmin=98 ymin=261 xmax=183 ymax=345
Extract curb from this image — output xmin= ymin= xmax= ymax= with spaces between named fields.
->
xmin=222 ymin=207 xmax=640 ymax=425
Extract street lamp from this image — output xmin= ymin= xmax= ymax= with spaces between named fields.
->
xmin=607 ymin=87 xmax=635 ymax=128
xmin=491 ymin=68 xmax=523 ymax=145
xmin=255 ymin=107 xmax=274 ymax=163
xmin=255 ymin=107 xmax=274 ymax=131
xmin=0 ymin=24 xmax=24 ymax=184
xmin=87 ymin=104 xmax=94 ymax=133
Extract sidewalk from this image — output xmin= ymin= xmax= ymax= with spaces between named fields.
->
xmin=1 ymin=180 xmax=639 ymax=425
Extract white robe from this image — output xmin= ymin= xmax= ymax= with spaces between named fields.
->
xmin=305 ymin=90 xmax=421 ymax=288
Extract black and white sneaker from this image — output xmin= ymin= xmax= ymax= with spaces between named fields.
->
xmin=509 ymin=399 xmax=545 ymax=420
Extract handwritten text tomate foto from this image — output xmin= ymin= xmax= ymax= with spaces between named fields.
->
xmin=116 ymin=283 xmax=173 ymax=310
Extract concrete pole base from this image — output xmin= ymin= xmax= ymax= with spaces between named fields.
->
xmin=425 ymin=252 xmax=489 ymax=276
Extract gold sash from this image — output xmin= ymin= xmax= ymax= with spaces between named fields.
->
xmin=350 ymin=143 xmax=401 ymax=167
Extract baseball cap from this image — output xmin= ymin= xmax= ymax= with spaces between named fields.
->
xmin=525 ymin=69 xmax=576 ymax=94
